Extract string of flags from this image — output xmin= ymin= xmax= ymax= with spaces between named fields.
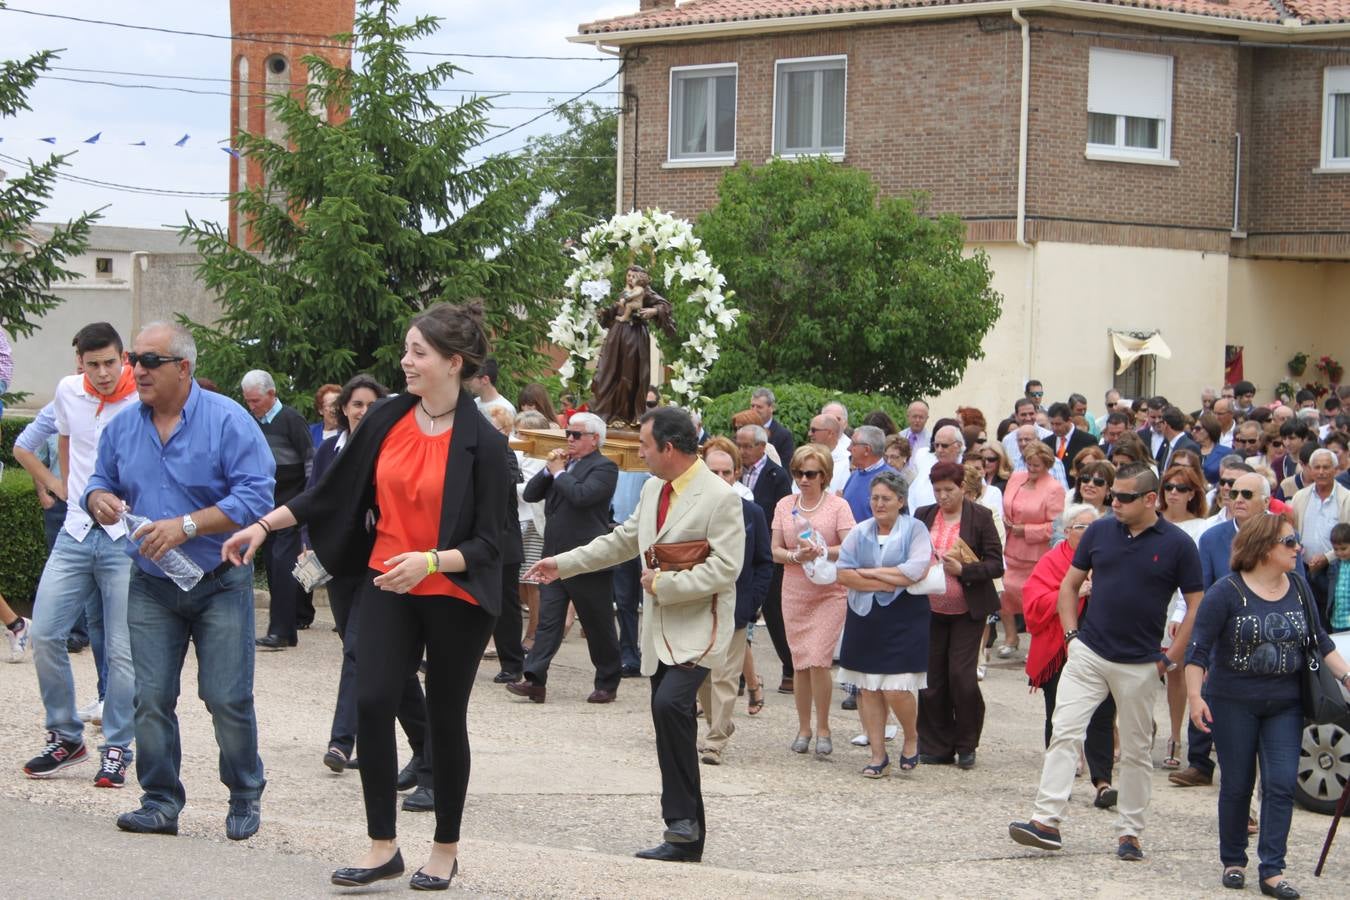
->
xmin=2 ymin=133 xmax=242 ymax=157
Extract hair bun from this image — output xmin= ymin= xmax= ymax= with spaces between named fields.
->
xmin=461 ymin=299 xmax=486 ymax=322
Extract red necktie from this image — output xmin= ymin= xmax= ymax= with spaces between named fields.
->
xmin=656 ymin=481 xmax=674 ymax=530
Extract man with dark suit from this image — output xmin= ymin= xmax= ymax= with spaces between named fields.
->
xmin=736 ymin=422 xmax=796 ymax=693
xmin=751 ymin=387 xmax=795 ymax=466
xmin=1098 ymin=411 xmax=1130 ymax=457
xmin=1157 ymin=405 xmax=1201 ymax=472
xmin=526 ymin=407 xmax=744 ymax=863
xmin=507 ymin=412 xmax=621 ymax=704
xmin=1138 ymin=396 xmax=1168 ymax=460
xmin=1043 ymin=402 xmax=1095 ymax=474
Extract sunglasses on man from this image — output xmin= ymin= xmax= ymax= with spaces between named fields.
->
xmin=564 ymin=429 xmax=591 ymax=440
xmin=127 ymin=352 xmax=185 ymax=369
xmin=1109 ymin=489 xmax=1151 ymax=504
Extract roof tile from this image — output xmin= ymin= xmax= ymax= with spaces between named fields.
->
xmin=577 ymin=0 xmax=1350 ymax=34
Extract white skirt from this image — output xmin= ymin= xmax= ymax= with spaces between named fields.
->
xmin=837 ymin=668 xmax=927 ymax=693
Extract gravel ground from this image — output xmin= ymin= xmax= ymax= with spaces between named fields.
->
xmin=3 ymin=603 xmax=1348 ymax=898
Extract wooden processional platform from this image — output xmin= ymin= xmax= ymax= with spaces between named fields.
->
xmin=511 ymin=428 xmax=647 ymax=473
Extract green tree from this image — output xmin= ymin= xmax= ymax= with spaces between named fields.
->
xmin=0 ymin=34 xmax=100 ymax=402
xmin=525 ymin=100 xmax=617 ymax=226
xmin=181 ymin=0 xmax=581 ymax=402
xmin=696 ymin=157 xmax=1001 ymax=400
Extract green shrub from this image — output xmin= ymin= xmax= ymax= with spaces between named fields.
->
xmin=1 ymin=416 xmax=35 ymax=468
xmin=701 ymin=383 xmax=910 ymax=445
xmin=0 ymin=466 xmax=46 ymax=605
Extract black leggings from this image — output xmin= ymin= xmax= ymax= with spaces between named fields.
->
xmin=356 ymin=576 xmax=494 ymax=843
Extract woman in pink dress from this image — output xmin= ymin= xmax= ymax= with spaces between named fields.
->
xmin=772 ymin=444 xmax=855 ymax=757
xmin=1000 ymin=440 xmax=1065 ymax=658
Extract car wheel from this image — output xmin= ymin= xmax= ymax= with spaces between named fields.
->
xmin=1295 ymin=719 xmax=1350 ymax=815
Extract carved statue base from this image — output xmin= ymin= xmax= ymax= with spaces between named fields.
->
xmin=511 ymin=428 xmax=647 ymax=473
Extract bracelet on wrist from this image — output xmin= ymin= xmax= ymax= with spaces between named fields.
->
xmin=256 ymin=518 xmax=272 ymax=536
xmin=425 ymin=550 xmax=439 ymax=575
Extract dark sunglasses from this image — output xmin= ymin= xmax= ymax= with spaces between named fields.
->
xmin=981 ymin=455 xmax=1000 ymax=464
xmin=1278 ymin=534 xmax=1301 ymax=549
xmin=1218 ymin=478 xmax=1237 ymax=487
xmin=1231 ymin=488 xmax=1259 ymax=500
xmin=1028 ymin=391 xmax=1044 ymax=398
xmin=933 ymin=441 xmax=957 ymax=450
xmin=1078 ymin=475 xmax=1108 ymax=487
xmin=645 ymin=400 xmax=658 ymax=409
xmin=564 ymin=429 xmax=589 ymax=440
xmin=1234 ymin=437 xmax=1259 ymax=445
xmin=792 ymin=469 xmax=824 ymax=480
xmin=127 ymin=352 xmax=184 ymax=369
xmin=1269 ymin=440 xmax=1284 ymax=448
xmin=1162 ymin=483 xmax=1194 ymax=494
xmin=1110 ymin=489 xmax=1149 ymax=504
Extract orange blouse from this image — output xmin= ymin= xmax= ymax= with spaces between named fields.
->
xmin=368 ymin=409 xmax=477 ymax=604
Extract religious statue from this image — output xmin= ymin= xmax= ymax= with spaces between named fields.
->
xmin=589 ymin=265 xmax=676 ymax=427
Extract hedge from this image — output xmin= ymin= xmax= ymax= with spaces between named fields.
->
xmin=701 ymin=383 xmax=910 ymax=445
xmin=0 ymin=466 xmax=46 ymax=605
xmin=1 ymin=415 xmax=34 ymax=468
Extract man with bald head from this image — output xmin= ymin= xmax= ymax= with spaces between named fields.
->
xmin=903 ymin=401 xmax=931 ymax=456
xmin=1212 ymin=398 xmax=1236 ymax=446
xmin=805 ymin=413 xmax=849 ymax=494
xmin=908 ymin=424 xmax=965 ymax=509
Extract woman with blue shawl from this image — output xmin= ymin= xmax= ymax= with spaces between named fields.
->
xmin=836 ymin=470 xmax=934 ymax=777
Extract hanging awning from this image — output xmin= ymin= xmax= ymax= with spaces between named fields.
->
xmin=1110 ymin=330 xmax=1172 ymax=376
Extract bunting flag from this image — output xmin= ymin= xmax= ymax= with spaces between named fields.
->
xmin=173 ymin=134 xmax=190 ymax=147
xmin=83 ymin=132 xmax=101 ymax=144
xmin=39 ymin=137 xmax=56 ymax=143
xmin=130 ymin=140 xmax=146 ymax=146
xmin=221 ymin=147 xmax=240 ymax=158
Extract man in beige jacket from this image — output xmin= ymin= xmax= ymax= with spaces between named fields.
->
xmin=526 ymin=406 xmax=743 ymax=863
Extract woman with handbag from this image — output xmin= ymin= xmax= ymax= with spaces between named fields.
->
xmin=835 ymin=470 xmax=933 ymax=776
xmin=913 ymin=462 xmax=1004 ymax=769
xmin=771 ymin=443 xmax=855 ymax=757
xmin=1186 ymin=513 xmax=1350 ymax=897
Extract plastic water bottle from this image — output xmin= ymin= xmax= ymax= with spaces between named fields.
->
xmin=793 ymin=508 xmax=820 ymax=578
xmin=121 ymin=511 xmax=205 ymax=592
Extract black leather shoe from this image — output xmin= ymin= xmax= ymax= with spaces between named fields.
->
xmin=254 ymin=634 xmax=296 ymax=650
xmin=402 ymin=786 xmax=434 ymax=812
xmin=841 ymin=695 xmax=858 ymax=711
xmin=410 ymin=859 xmax=457 ymax=891
xmin=621 ymin=666 xmax=643 ymax=678
xmin=116 ymin=806 xmax=178 ymax=835
xmin=505 ymin=680 xmax=546 ymax=703
xmin=1260 ymin=880 xmax=1300 ymax=899
xmin=493 ymin=670 xmax=522 ymax=684
xmin=919 ymin=753 xmax=955 ymax=765
xmin=323 ymin=745 xmax=350 ymax=774
xmin=397 ymin=755 xmax=421 ymax=791
xmin=956 ymin=751 xmax=976 ymax=770
xmin=587 ymin=689 xmax=617 ymax=704
xmin=1222 ymin=868 xmax=1246 ymax=890
xmin=635 ymin=841 xmax=701 ymax=863
xmin=226 ymin=798 xmax=261 ymax=840
xmin=663 ymin=818 xmax=700 ymax=844
xmin=331 ymin=849 xmax=405 ymax=886
xmin=346 ymin=756 xmax=360 ymax=770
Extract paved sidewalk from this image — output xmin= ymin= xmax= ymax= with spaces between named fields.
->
xmin=3 ymin=610 xmax=1347 ymax=898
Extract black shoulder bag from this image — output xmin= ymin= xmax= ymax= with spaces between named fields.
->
xmin=1290 ymin=574 xmax=1350 ymax=725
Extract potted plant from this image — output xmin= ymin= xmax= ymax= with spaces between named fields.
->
xmin=1287 ymin=352 xmax=1309 ymax=377
xmin=1317 ymin=355 xmax=1344 ymax=386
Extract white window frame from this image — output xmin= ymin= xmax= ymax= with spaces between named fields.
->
xmin=1085 ymin=48 xmax=1174 ymax=165
xmin=666 ymin=63 xmax=738 ymax=166
xmin=771 ymin=54 xmax=847 ymax=160
xmin=1320 ymin=66 xmax=1350 ymax=172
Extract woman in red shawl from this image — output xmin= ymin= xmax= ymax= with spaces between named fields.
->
xmin=1022 ymin=503 xmax=1119 ymax=810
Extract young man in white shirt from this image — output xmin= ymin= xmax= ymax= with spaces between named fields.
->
xmin=20 ymin=323 xmax=140 ymax=788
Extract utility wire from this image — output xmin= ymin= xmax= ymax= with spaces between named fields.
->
xmin=0 ymin=151 xmax=229 ymax=197
xmin=474 ymin=64 xmax=624 ymax=149
xmin=47 ymin=65 xmax=623 ymax=95
xmin=1 ymin=6 xmax=614 ymax=61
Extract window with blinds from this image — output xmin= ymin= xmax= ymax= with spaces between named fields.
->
xmin=1323 ymin=66 xmax=1350 ymax=170
xmin=1086 ymin=48 xmax=1173 ymax=162
xmin=773 ymin=56 xmax=847 ymax=158
xmin=669 ymin=64 xmax=738 ymax=162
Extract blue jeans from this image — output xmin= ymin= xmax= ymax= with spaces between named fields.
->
xmin=126 ymin=563 xmax=265 ymax=818
xmin=1209 ymin=695 xmax=1303 ymax=880
xmin=612 ymin=555 xmax=642 ymax=671
xmin=30 ymin=528 xmax=134 ymax=751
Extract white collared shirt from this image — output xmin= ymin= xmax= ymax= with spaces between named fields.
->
xmin=53 ymin=374 xmax=137 ymax=541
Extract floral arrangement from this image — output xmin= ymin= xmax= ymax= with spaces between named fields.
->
xmin=553 ymin=209 xmax=737 ymax=410
xmin=1316 ymin=354 xmax=1344 ymax=385
xmin=1287 ymin=352 xmax=1309 ymax=377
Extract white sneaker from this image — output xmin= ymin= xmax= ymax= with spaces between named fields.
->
xmin=850 ymin=725 xmax=899 ymax=747
xmin=996 ymin=644 xmax=1018 ymax=659
xmin=6 ymin=617 xmax=32 ymax=663
xmin=977 ymin=665 xmax=987 ymax=681
xmin=78 ymin=699 xmax=103 ymax=726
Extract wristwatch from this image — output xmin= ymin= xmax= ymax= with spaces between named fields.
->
xmin=1164 ymin=659 xmax=1180 ymax=673
xmin=1063 ymin=629 xmax=1079 ymax=644
xmin=182 ymin=514 xmax=198 ymax=538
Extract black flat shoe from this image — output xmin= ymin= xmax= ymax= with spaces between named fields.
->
xmin=397 ymin=755 xmax=422 ymax=791
xmin=410 ymin=860 xmax=457 ymax=891
xmin=1260 ymin=879 xmax=1299 ymax=899
xmin=331 ymin=849 xmax=404 ymax=886
xmin=254 ymin=634 xmax=296 ymax=650
xmin=1222 ymin=868 xmax=1245 ymax=889
xmin=634 ymin=841 xmax=702 ymax=863
xmin=323 ymin=745 xmax=349 ymax=774
xmin=402 ymin=785 xmax=434 ymax=812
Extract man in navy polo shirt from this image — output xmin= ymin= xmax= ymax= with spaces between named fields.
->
xmin=1010 ymin=462 xmax=1203 ymax=862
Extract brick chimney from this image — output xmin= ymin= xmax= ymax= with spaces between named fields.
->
xmin=639 ymin=0 xmax=677 ymax=10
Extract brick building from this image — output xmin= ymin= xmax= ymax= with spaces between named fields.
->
xmin=571 ymin=0 xmax=1350 ymax=416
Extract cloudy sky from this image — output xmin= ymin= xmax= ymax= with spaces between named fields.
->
xmin=0 ymin=0 xmax=633 ymax=230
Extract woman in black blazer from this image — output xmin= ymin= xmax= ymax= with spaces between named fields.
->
xmin=913 ymin=461 xmax=1005 ymax=768
xmin=224 ymin=303 xmax=506 ymax=891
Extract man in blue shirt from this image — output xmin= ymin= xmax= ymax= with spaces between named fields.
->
xmin=839 ymin=426 xmax=896 ymax=523
xmin=1010 ymin=463 xmax=1203 ymax=862
xmin=85 ymin=322 xmax=275 ymax=842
